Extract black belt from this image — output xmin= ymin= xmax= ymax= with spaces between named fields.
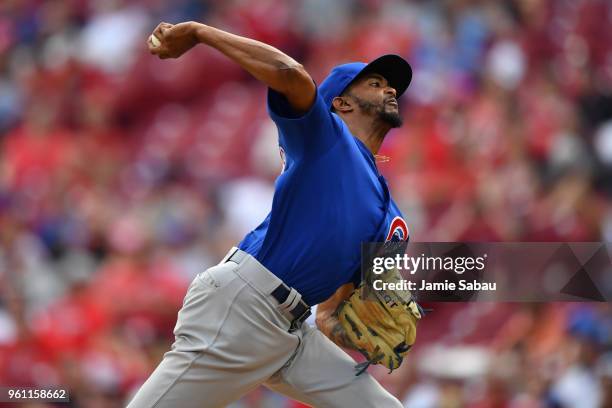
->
xmin=225 ymin=249 xmax=311 ymax=331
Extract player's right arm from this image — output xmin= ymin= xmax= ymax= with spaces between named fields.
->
xmin=147 ymin=21 xmax=316 ymax=114
xmin=316 ymin=283 xmax=356 ymax=349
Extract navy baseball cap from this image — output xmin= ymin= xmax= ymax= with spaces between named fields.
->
xmin=319 ymin=54 xmax=412 ymax=110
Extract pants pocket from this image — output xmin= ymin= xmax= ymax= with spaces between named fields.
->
xmin=197 ymin=262 xmax=238 ymax=290
xmin=173 ymin=263 xmax=243 ymax=351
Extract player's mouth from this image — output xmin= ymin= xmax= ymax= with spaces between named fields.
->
xmin=385 ymin=99 xmax=398 ymax=108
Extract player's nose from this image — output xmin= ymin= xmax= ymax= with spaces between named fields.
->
xmin=384 ymin=86 xmax=397 ymax=98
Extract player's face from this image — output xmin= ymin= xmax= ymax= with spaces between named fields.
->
xmin=346 ymin=74 xmax=402 ymax=128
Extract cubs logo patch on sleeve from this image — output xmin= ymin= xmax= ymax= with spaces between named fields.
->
xmin=385 ymin=216 xmax=408 ymax=242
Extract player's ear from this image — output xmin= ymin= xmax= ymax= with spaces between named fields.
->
xmin=332 ymin=96 xmax=353 ymax=113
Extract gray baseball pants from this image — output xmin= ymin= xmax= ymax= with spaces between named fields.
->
xmin=126 ymin=248 xmax=402 ymax=408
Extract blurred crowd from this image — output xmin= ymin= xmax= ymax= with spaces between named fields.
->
xmin=0 ymin=0 xmax=611 ymax=406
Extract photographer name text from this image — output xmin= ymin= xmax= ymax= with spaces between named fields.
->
xmin=373 ymin=279 xmax=497 ymax=291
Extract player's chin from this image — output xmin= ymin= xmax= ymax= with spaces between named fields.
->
xmin=380 ymin=109 xmax=403 ymax=128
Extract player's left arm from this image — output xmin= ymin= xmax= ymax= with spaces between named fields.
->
xmin=315 ymin=283 xmax=355 ymax=349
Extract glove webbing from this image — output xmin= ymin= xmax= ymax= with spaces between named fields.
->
xmin=354 ymin=342 xmax=411 ymax=376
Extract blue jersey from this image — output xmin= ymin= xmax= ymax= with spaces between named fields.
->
xmin=238 ymin=88 xmax=409 ymax=305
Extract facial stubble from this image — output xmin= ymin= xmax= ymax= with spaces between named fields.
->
xmin=349 ymin=94 xmax=403 ymax=128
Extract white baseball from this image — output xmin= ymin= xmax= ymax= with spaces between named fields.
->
xmin=150 ymin=34 xmax=161 ymax=48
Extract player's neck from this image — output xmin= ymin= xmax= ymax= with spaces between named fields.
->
xmin=344 ymin=117 xmax=390 ymax=155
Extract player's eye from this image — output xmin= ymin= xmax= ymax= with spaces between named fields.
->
xmin=370 ymin=81 xmax=380 ymax=87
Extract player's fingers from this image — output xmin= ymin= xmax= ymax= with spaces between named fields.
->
xmin=147 ymin=40 xmax=163 ymax=56
xmin=153 ymin=22 xmax=167 ymax=39
xmin=148 ymin=34 xmax=165 ymax=51
xmin=154 ymin=22 xmax=173 ymax=38
xmin=156 ymin=47 xmax=171 ymax=59
xmin=149 ymin=22 xmax=174 ymax=57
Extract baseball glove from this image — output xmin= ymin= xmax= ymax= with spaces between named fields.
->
xmin=336 ymin=269 xmax=424 ymax=375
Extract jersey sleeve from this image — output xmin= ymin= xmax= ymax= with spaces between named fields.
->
xmin=267 ymin=87 xmax=341 ymax=160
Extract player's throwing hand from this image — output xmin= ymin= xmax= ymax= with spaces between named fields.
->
xmin=147 ymin=21 xmax=200 ymax=59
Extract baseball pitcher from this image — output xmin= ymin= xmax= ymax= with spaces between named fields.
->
xmin=128 ymin=20 xmax=421 ymax=408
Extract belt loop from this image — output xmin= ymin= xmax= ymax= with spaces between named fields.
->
xmin=220 ymin=247 xmax=239 ymax=264
xmin=279 ymin=288 xmax=301 ymax=313
xmin=286 ymin=290 xmax=302 ymax=312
